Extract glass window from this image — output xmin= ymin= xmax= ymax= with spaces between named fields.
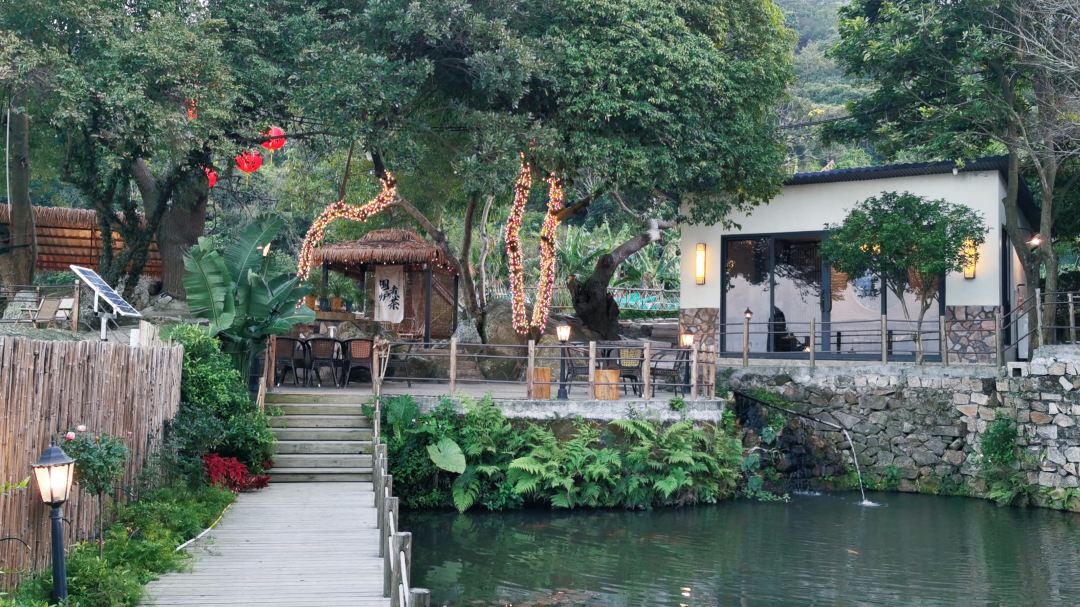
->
xmin=771 ymin=237 xmax=821 ymax=352
xmin=828 ymin=269 xmax=882 ymax=354
xmin=724 ymin=238 xmax=769 ymax=351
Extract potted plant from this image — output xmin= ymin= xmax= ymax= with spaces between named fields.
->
xmin=327 ymin=272 xmax=350 ymax=311
xmin=339 ymin=278 xmax=363 ymax=312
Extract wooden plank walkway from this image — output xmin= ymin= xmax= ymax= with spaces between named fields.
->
xmin=144 ymin=482 xmax=387 ymax=606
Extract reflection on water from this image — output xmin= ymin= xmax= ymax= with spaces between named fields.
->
xmin=403 ymin=492 xmax=1080 ymax=607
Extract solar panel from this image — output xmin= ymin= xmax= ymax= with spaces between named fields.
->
xmin=70 ymin=265 xmax=142 ymax=317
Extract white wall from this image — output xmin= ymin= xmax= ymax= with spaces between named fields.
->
xmin=681 ymin=170 xmax=1005 ymax=310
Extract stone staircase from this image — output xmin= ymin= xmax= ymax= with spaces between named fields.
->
xmin=266 ymin=391 xmax=374 ymax=482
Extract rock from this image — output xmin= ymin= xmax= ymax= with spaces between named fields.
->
xmin=452 ymin=319 xmax=482 ymax=344
xmin=953 ymin=392 xmax=971 ymax=405
xmin=955 ymin=404 xmax=979 ymax=418
xmin=1039 ymin=471 xmax=1062 ymax=488
xmin=1054 ymin=414 xmax=1075 ymax=428
xmin=912 ymin=449 xmax=938 ymax=466
xmin=478 ymin=299 xmax=527 ymax=380
xmin=1037 ymin=425 xmax=1059 ymax=440
xmin=944 ymin=450 xmax=966 ymax=466
xmin=1060 ymin=376 xmax=1074 ymax=391
xmin=833 ymin=411 xmax=861 ymax=429
xmin=1065 ymin=447 xmax=1080 ymax=463
xmin=1030 ymin=412 xmax=1054 ymax=425
xmin=1047 ymin=447 xmax=1067 ymax=466
xmin=930 ymin=425 xmax=964 ymax=438
xmin=977 ymin=406 xmax=996 ymax=421
xmin=1049 ymin=362 xmax=1068 ymax=375
xmin=970 ymin=392 xmax=990 ymax=405
xmin=948 ymin=438 xmax=965 ymax=450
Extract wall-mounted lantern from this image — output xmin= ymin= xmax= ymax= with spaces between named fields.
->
xmin=963 ymin=239 xmax=978 ymax=279
xmin=694 ymin=243 xmax=706 ymax=285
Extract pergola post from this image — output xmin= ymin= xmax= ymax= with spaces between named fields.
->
xmin=452 ymin=274 xmax=460 ymax=333
xmin=320 ymin=262 xmax=330 ymax=311
xmin=423 ymin=265 xmax=433 ymax=344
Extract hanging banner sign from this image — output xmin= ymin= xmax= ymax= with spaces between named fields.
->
xmin=374 ymin=265 xmax=405 ymax=324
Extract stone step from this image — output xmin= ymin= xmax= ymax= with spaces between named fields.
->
xmin=274 ymin=440 xmax=372 ymax=455
xmin=273 ymin=453 xmax=373 ymax=468
xmin=265 ymin=392 xmax=366 ymax=405
xmin=267 ymin=467 xmax=372 ymax=482
xmin=269 ymin=414 xmax=371 ymax=429
xmin=271 ymin=427 xmax=373 ymax=441
xmin=276 ymin=403 xmax=367 ymax=416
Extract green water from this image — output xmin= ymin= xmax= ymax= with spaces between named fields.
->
xmin=403 ymin=492 xmax=1080 ymax=606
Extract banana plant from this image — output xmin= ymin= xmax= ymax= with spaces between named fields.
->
xmin=183 ymin=216 xmax=315 ymax=377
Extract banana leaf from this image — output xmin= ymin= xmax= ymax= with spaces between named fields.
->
xmin=182 ymin=238 xmax=236 ymax=336
xmin=223 ymin=216 xmax=285 ymax=284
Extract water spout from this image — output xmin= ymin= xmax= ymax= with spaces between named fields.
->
xmin=841 ymin=429 xmax=879 ymax=507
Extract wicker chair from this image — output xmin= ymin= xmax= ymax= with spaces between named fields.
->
xmin=273 ymin=338 xmax=306 ymax=386
xmin=340 ymin=338 xmax=374 ymax=386
xmin=306 ymin=337 xmax=342 ymax=387
xmin=618 ymin=347 xmax=644 ymax=396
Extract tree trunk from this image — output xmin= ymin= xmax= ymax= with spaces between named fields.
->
xmin=158 ymin=174 xmax=208 ymax=297
xmin=1037 ymin=153 xmax=1059 ymax=344
xmin=0 ymin=101 xmax=36 ymax=285
xmin=572 ymin=219 xmax=665 ymax=339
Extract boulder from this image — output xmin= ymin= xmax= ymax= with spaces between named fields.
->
xmin=478 ymin=299 xmax=527 ymax=380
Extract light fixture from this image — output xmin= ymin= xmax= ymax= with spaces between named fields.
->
xmin=962 ymin=239 xmax=977 ymax=279
xmin=556 ymin=324 xmax=571 ymax=343
xmin=32 ymin=440 xmax=75 ymax=602
xmin=694 ymin=243 xmax=706 ymax=285
xmin=744 ymin=307 xmax=753 ymax=320
xmin=680 ymin=332 xmax=695 ymax=348
xmin=1028 ymin=234 xmax=1043 ymax=248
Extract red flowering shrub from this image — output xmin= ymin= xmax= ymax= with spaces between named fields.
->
xmin=203 ymin=454 xmax=270 ymax=492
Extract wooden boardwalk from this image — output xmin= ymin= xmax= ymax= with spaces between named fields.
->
xmin=144 ymin=482 xmax=387 ymax=606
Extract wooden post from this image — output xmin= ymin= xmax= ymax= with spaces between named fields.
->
xmin=880 ymin=315 xmax=888 ymax=364
xmin=995 ymin=310 xmax=1005 ymax=367
xmin=642 ymin=342 xmax=652 ymax=398
xmin=1035 ymin=287 xmax=1044 ymax=347
xmin=689 ymin=343 xmax=699 ymax=399
xmin=372 ymin=345 xmax=382 ymax=397
xmin=390 ymin=531 xmax=411 ymax=606
xmin=1069 ymin=293 xmax=1076 ymax=344
xmin=423 ymin=265 xmax=433 ymax=344
xmin=588 ymin=341 xmax=597 ymax=398
xmin=939 ymin=316 xmax=949 ymax=366
xmin=526 ymin=339 xmax=536 ymax=399
xmin=741 ymin=317 xmax=750 ymax=367
xmin=410 ymin=588 xmax=432 ymax=607
xmin=383 ymin=497 xmax=399 ymax=598
xmin=809 ymin=318 xmax=816 ymax=369
xmin=71 ymin=281 xmax=80 ymax=333
xmin=449 ymin=337 xmax=458 ymax=393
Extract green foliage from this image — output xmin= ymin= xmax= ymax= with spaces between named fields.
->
xmin=64 ymin=432 xmax=129 ymax=498
xmin=6 ymin=485 xmax=234 ymax=607
xmin=161 ymin=324 xmax=275 ymax=479
xmin=379 ymin=395 xmax=745 ymax=512
xmin=981 ymin=418 xmax=1019 ymax=468
xmin=1040 ymin=487 xmax=1080 ymax=511
xmin=668 ymin=396 xmax=687 ymax=413
xmin=183 ymin=216 xmax=315 ymax=377
xmin=978 ymin=418 xmax=1035 ymax=507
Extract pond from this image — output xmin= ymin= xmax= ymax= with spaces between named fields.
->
xmin=403 ymin=492 xmax=1080 ymax=606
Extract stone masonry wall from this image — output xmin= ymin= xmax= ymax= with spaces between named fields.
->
xmin=679 ymin=307 xmax=719 ymax=351
xmin=729 ymin=346 xmax=1080 ymax=506
xmin=945 ymin=305 xmax=998 ymax=364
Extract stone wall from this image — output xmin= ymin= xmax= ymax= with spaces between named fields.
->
xmin=729 ymin=347 xmax=1080 ymax=506
xmin=945 ymin=305 xmax=998 ymax=364
xmin=409 ymin=394 xmax=728 ymax=423
xmin=679 ymin=307 xmax=719 ymax=351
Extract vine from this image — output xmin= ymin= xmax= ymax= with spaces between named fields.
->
xmin=504 ymin=155 xmax=565 ymax=334
xmin=296 ymin=172 xmax=397 ymax=280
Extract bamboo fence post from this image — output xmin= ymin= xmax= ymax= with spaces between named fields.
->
xmin=588 ymin=341 xmax=597 ymax=398
xmin=880 ymin=315 xmax=888 ymax=364
xmin=449 ymin=337 xmax=458 ymax=393
xmin=689 ymin=343 xmax=699 ymax=399
xmin=642 ymin=342 xmax=652 ymax=398
xmin=809 ymin=318 xmax=816 ymax=369
xmin=526 ymin=339 xmax=536 ymax=399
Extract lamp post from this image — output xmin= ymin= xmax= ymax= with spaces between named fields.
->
xmin=31 ymin=440 xmax=75 ymax=602
xmin=742 ymin=307 xmax=753 ymax=367
xmin=556 ymin=324 xmax=571 ymax=400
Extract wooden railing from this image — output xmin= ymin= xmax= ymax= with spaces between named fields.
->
xmin=371 ymin=359 xmax=431 ymax=607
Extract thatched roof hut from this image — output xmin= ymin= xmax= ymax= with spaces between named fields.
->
xmin=0 ymin=204 xmax=162 ymax=275
xmin=311 ymin=228 xmax=456 ymax=275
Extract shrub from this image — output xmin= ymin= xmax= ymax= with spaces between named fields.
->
xmin=978 ymin=417 xmax=1035 ymax=506
xmin=161 ymin=324 xmax=275 ymax=481
xmin=64 ymin=428 xmax=130 ymax=555
xmin=203 ymin=453 xmax=270 ymax=492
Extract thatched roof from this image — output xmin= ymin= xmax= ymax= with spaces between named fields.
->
xmin=312 ymin=229 xmax=454 ymax=274
xmin=0 ymin=204 xmax=162 ymax=275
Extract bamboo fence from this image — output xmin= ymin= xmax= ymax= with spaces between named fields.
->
xmin=0 ymin=336 xmax=183 ymax=586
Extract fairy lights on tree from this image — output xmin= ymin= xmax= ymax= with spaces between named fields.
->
xmin=504 ymin=155 xmax=565 ymax=335
xmin=296 ymin=172 xmax=397 ymax=279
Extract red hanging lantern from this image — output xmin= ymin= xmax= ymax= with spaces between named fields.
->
xmin=235 ymin=151 xmax=263 ymax=174
xmin=204 ymin=166 xmax=218 ymax=189
xmin=186 ymin=99 xmax=198 ymax=121
xmin=261 ymin=126 xmax=286 ymax=152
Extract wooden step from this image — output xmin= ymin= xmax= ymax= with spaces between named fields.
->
xmin=277 ymin=403 xmax=367 ymax=415
xmin=267 ymin=467 xmax=372 ymax=482
xmin=265 ymin=392 xmax=367 ymax=405
xmin=275 ymin=440 xmax=372 ymax=455
xmin=271 ymin=427 xmax=372 ymax=441
xmin=273 ymin=454 xmax=373 ymax=468
xmin=269 ymin=414 xmax=370 ymax=429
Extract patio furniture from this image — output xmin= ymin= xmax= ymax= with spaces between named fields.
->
xmin=397 ymin=317 xmax=424 ymax=341
xmin=618 ymin=347 xmax=644 ymax=396
xmin=562 ymin=346 xmax=591 ymax=397
xmin=273 ymin=338 xmax=307 ymax=386
xmin=32 ymin=298 xmax=63 ymax=328
xmin=305 ymin=337 xmax=342 ymax=387
xmin=56 ymin=298 xmax=75 ymax=324
xmin=340 ymin=338 xmax=374 ymax=386
xmin=649 ymin=348 xmax=689 ymax=397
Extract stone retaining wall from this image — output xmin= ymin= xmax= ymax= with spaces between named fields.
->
xmin=409 ymin=394 xmax=728 ymax=423
xmin=729 ymin=347 xmax=1080 ymax=504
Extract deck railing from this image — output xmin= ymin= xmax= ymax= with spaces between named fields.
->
xmin=371 ymin=371 xmax=431 ymax=607
xmin=0 ymin=283 xmax=80 ymax=331
xmin=372 ymin=338 xmax=717 ymax=400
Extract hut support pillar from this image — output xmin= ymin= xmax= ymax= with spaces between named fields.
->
xmin=320 ymin=262 xmax=330 ymax=311
xmin=423 ymin=265 xmax=433 ymax=344
xmin=452 ymin=274 xmax=459 ymax=333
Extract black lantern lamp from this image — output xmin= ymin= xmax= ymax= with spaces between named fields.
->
xmin=32 ymin=441 xmax=75 ymax=602
xmin=556 ymin=324 xmax=571 ymax=400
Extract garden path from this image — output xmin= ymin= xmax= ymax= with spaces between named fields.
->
xmin=144 ymin=482 xmax=386 ymax=606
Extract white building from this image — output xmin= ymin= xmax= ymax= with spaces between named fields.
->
xmin=679 ymin=157 xmax=1035 ymax=362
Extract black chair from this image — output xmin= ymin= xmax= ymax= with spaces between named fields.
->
xmin=273 ymin=337 xmax=306 ymax=386
xmin=306 ymin=337 xmax=341 ymax=387
xmin=340 ymin=338 xmax=374 ymax=387
xmin=649 ymin=348 xmax=689 ymax=397
xmin=561 ymin=346 xmax=591 ymax=397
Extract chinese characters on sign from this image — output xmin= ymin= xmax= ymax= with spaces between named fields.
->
xmin=373 ymin=266 xmax=405 ymax=323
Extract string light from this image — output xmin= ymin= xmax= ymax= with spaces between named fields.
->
xmin=503 ymin=155 xmax=564 ymax=335
xmin=296 ymin=173 xmax=397 ymax=279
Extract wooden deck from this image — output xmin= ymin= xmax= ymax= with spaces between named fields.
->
xmin=144 ymin=482 xmax=387 ymax=606
xmin=274 ymin=379 xmax=691 ymax=402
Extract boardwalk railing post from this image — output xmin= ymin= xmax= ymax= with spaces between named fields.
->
xmin=689 ymin=343 xmax=699 ymax=399
xmin=809 ymin=318 xmax=816 ymax=369
xmin=939 ymin=316 xmax=949 ymax=366
xmin=390 ymin=531 xmax=410 ymax=606
xmin=410 ymin=588 xmax=432 ymax=607
xmin=449 ymin=337 xmax=458 ymax=393
xmin=401 ymin=531 xmax=412 ymax=603
xmin=880 ymin=315 xmax=888 ymax=364
xmin=384 ymin=496 xmax=399 ymax=598
xmin=588 ymin=342 xmax=597 ymax=398
xmin=642 ymin=342 xmax=652 ymax=398
xmin=526 ymin=339 xmax=536 ymax=399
